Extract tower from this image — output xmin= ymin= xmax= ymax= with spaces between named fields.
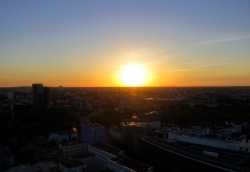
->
xmin=32 ymin=83 xmax=50 ymax=110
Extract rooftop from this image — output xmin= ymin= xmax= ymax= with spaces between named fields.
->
xmin=60 ymin=140 xmax=86 ymax=147
xmin=70 ymin=152 xmax=95 ymax=159
xmin=60 ymin=160 xmax=85 ymax=169
xmin=90 ymin=143 xmax=123 ymax=156
xmin=82 ymin=123 xmax=104 ymax=128
xmin=121 ymin=121 xmax=151 ymax=127
xmin=110 ymin=125 xmax=122 ymax=133
xmin=110 ymin=155 xmax=153 ymax=172
xmin=142 ymin=136 xmax=250 ymax=172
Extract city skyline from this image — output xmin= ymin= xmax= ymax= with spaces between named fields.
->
xmin=1 ymin=1 xmax=250 ymax=87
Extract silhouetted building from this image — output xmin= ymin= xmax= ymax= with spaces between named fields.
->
xmin=32 ymin=83 xmax=50 ymax=110
xmin=121 ymin=118 xmax=152 ymax=148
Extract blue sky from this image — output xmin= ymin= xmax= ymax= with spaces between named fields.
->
xmin=0 ymin=0 xmax=250 ymax=86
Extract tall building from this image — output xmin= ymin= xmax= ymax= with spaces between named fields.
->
xmin=32 ymin=83 xmax=50 ymax=110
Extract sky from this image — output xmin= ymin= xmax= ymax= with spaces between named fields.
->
xmin=0 ymin=0 xmax=250 ymax=87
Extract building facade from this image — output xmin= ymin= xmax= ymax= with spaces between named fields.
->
xmin=88 ymin=143 xmax=124 ymax=171
xmin=122 ymin=118 xmax=152 ymax=148
xmin=81 ymin=123 xmax=105 ymax=145
xmin=108 ymin=155 xmax=154 ymax=172
xmin=49 ymin=129 xmax=78 ymax=145
xmin=59 ymin=141 xmax=87 ymax=161
xmin=32 ymin=84 xmax=50 ymax=110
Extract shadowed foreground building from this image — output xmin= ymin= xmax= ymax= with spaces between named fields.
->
xmin=134 ymin=135 xmax=250 ymax=172
xmin=122 ymin=118 xmax=152 ymax=148
xmin=88 ymin=142 xmax=153 ymax=172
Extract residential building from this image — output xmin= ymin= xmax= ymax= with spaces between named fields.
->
xmin=59 ymin=160 xmax=86 ymax=172
xmin=150 ymin=120 xmax=161 ymax=129
xmin=81 ymin=123 xmax=105 ymax=145
xmin=49 ymin=129 xmax=78 ymax=144
xmin=59 ymin=141 xmax=87 ymax=161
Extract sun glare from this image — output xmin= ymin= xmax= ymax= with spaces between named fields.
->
xmin=121 ymin=64 xmax=146 ymax=86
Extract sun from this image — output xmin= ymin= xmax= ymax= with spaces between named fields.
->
xmin=120 ymin=64 xmax=146 ymax=86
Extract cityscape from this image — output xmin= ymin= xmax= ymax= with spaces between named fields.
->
xmin=0 ymin=85 xmax=249 ymax=171
xmin=1 ymin=1 xmax=250 ymax=172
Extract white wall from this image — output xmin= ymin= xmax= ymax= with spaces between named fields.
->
xmin=168 ymin=133 xmax=239 ymax=150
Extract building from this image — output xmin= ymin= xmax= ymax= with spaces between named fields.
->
xmin=81 ymin=123 xmax=105 ymax=145
xmin=150 ymin=120 xmax=161 ymax=129
xmin=154 ymin=127 xmax=174 ymax=140
xmin=69 ymin=97 xmax=84 ymax=112
xmin=7 ymin=92 xmax=14 ymax=101
xmin=108 ymin=155 xmax=154 ymax=172
xmin=0 ymin=145 xmax=15 ymax=171
xmin=210 ymin=125 xmax=236 ymax=139
xmin=137 ymin=135 xmax=250 ymax=172
xmin=59 ymin=160 xmax=86 ymax=172
xmin=121 ymin=118 xmax=152 ymax=148
xmin=59 ymin=141 xmax=87 ymax=161
xmin=109 ymin=125 xmax=122 ymax=142
xmin=69 ymin=153 xmax=95 ymax=172
xmin=49 ymin=129 xmax=78 ymax=145
xmin=225 ymin=121 xmax=242 ymax=133
xmin=167 ymin=130 xmax=250 ymax=152
xmin=88 ymin=143 xmax=124 ymax=171
xmin=32 ymin=84 xmax=50 ymax=110
xmin=33 ymin=135 xmax=48 ymax=146
xmin=4 ymin=161 xmax=58 ymax=172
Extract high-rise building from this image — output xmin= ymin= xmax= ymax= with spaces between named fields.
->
xmin=32 ymin=83 xmax=50 ymax=110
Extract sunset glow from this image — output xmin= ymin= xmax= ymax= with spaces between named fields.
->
xmin=120 ymin=65 xmax=146 ymax=86
xmin=0 ymin=1 xmax=249 ymax=87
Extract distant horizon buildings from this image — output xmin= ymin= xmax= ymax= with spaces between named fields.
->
xmin=32 ymin=83 xmax=50 ymax=110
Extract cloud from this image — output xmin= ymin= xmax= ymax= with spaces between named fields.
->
xmin=191 ymin=35 xmax=250 ymax=47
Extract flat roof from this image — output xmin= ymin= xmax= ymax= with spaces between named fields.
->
xmin=82 ymin=123 xmax=104 ymax=128
xmin=122 ymin=122 xmax=151 ymax=127
xmin=60 ymin=141 xmax=86 ymax=147
xmin=142 ymin=136 xmax=250 ymax=171
xmin=90 ymin=143 xmax=123 ymax=155
xmin=60 ymin=160 xmax=85 ymax=169
xmin=110 ymin=155 xmax=153 ymax=172
xmin=70 ymin=152 xmax=95 ymax=159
